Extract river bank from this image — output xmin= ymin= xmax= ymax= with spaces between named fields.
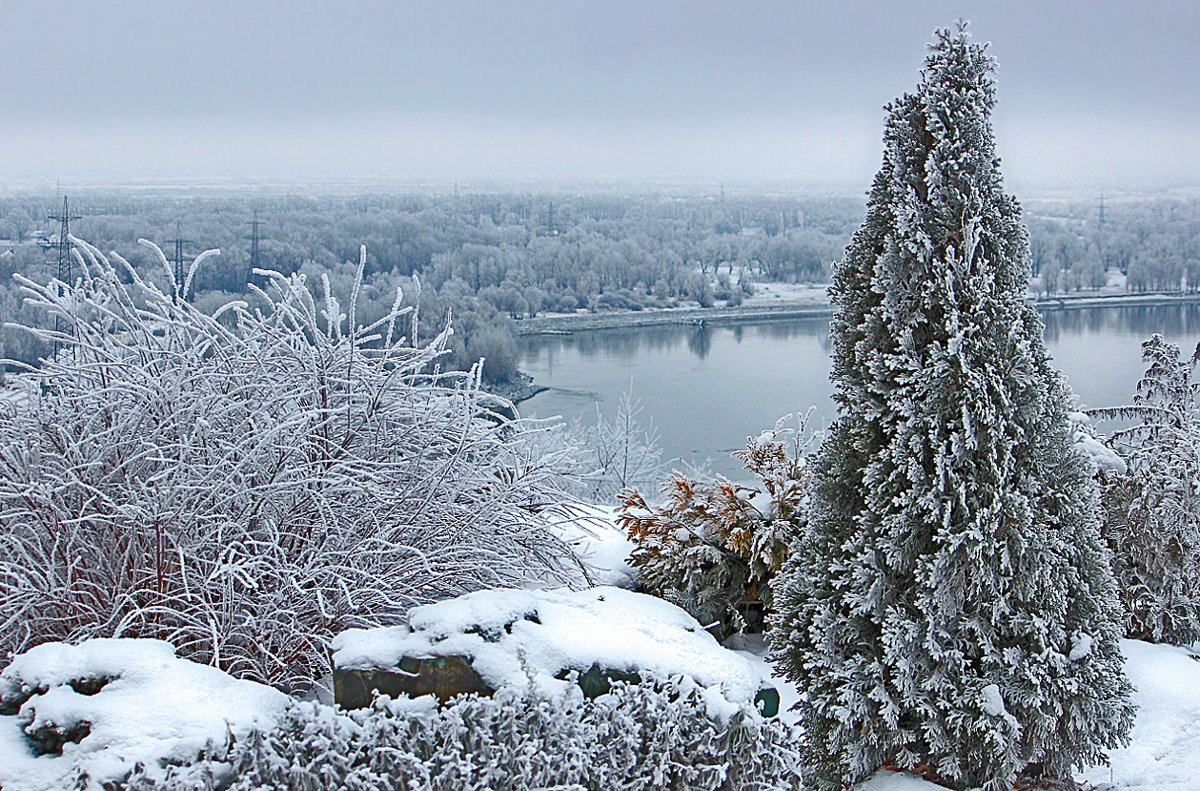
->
xmin=515 ymin=302 xmax=835 ymax=335
xmin=516 ymin=291 xmax=1200 ymax=336
xmin=481 ymin=371 xmax=549 ymax=406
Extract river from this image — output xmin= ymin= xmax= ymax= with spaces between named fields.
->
xmin=518 ymin=305 xmax=1200 ymax=480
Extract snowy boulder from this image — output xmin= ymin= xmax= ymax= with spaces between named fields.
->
xmin=335 ymin=655 xmax=494 ymax=708
xmin=0 ymin=639 xmax=288 ymax=791
xmin=331 ymin=586 xmax=778 ymax=719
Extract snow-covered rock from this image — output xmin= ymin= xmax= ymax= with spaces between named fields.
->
xmin=331 ymin=585 xmax=773 ymax=720
xmin=0 ymin=639 xmax=288 ymax=791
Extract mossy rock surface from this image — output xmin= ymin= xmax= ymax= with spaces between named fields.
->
xmin=570 ymin=665 xmax=642 ymax=699
xmin=26 ymin=717 xmax=91 ymax=756
xmin=335 ymin=655 xmax=493 ymax=709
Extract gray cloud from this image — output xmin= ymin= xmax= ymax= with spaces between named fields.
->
xmin=2 ymin=0 xmax=1196 ymax=189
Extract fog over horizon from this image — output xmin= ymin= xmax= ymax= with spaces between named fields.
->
xmin=4 ymin=1 xmax=1197 ymax=193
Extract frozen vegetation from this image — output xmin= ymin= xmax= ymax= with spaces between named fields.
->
xmin=5 ymin=21 xmax=1200 ymax=791
xmin=0 ymin=237 xmax=585 ymax=691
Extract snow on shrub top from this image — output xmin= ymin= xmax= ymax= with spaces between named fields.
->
xmin=0 ymin=638 xmax=288 ymax=791
xmin=1069 ymin=410 xmax=1128 ymax=475
xmin=330 ymin=586 xmax=769 ymax=718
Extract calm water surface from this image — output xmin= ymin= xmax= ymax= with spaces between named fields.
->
xmin=519 ymin=306 xmax=1200 ymax=479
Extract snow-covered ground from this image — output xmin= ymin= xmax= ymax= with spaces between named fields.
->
xmin=2 ymin=508 xmax=1198 ymax=790
xmin=540 ymin=502 xmax=637 ymax=588
xmin=2 ymin=627 xmax=1199 ymax=790
xmin=742 ymin=280 xmax=830 ymax=306
xmin=1077 ymin=640 xmax=1200 ymax=790
xmin=0 ymin=640 xmax=288 ymax=790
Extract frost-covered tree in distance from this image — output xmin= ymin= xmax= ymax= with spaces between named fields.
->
xmin=770 ymin=23 xmax=1133 ymax=791
xmin=1090 ymin=334 xmax=1200 ymax=644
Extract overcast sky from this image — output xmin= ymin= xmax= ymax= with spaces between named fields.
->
xmin=2 ymin=1 xmax=1196 ymax=190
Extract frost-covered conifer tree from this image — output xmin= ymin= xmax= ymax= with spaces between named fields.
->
xmin=1091 ymin=334 xmax=1200 ymax=644
xmin=770 ymin=23 xmax=1132 ymax=790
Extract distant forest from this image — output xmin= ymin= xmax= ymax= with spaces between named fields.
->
xmin=1 ymin=190 xmax=1197 ymax=383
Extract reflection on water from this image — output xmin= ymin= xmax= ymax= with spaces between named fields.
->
xmin=1040 ymin=305 xmax=1200 ymax=343
xmin=520 ymin=306 xmax=1200 ymax=480
xmin=688 ymin=327 xmax=712 ymax=358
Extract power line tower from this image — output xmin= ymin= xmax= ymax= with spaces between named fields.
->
xmin=165 ymin=220 xmax=194 ymax=302
xmin=40 ymin=196 xmax=82 ymax=358
xmin=247 ymin=209 xmax=261 ymax=288
xmin=44 ymin=196 xmax=81 ymax=285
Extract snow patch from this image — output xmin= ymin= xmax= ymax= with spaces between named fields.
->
xmin=857 ymin=770 xmax=946 ymax=790
xmin=0 ymin=639 xmax=288 ymax=791
xmin=1069 ymin=411 xmax=1128 ymax=474
xmin=980 ymin=683 xmax=1007 ymax=717
xmin=1076 ymin=639 xmax=1200 ymax=790
xmin=1076 ymin=432 xmax=1128 ymax=474
xmin=1069 ymin=632 xmax=1094 ymax=662
xmin=540 ymin=503 xmax=637 ymax=588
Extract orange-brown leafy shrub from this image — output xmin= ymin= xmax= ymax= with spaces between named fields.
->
xmin=618 ymin=416 xmax=809 ymax=640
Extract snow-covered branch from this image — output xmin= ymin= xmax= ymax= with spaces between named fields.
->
xmin=0 ymin=242 xmax=583 ymax=691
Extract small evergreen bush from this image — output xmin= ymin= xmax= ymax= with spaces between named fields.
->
xmin=116 ymin=678 xmax=802 ymax=791
xmin=620 ymin=416 xmax=807 ymax=640
xmin=1090 ymin=333 xmax=1200 ymax=643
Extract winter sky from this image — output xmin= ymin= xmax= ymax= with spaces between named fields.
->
xmin=3 ymin=0 xmax=1196 ymax=191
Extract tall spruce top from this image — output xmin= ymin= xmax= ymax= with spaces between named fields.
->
xmin=831 ymin=22 xmax=1031 ymax=411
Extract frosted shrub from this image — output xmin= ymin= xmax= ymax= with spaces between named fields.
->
xmin=522 ymin=391 xmax=667 ymax=505
xmin=576 ymin=391 xmax=667 ymax=502
xmin=0 ymin=238 xmax=581 ymax=690
xmin=1090 ymin=334 xmax=1200 ymax=643
xmin=620 ymin=415 xmax=807 ymax=640
xmin=118 ymin=678 xmax=803 ymax=791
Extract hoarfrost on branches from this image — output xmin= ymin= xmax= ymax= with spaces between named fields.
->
xmin=0 ymin=238 xmax=583 ymax=691
xmin=1089 ymin=333 xmax=1200 ymax=644
xmin=119 ymin=676 xmax=803 ymax=791
xmin=769 ymin=22 xmax=1132 ymax=791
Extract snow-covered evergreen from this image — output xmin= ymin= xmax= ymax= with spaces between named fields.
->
xmin=770 ymin=23 xmax=1132 ymax=790
xmin=114 ymin=679 xmax=801 ymax=791
xmin=1090 ymin=333 xmax=1200 ymax=643
xmin=0 ymin=239 xmax=582 ymax=691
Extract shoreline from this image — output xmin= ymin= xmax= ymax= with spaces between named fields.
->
xmin=515 ymin=302 xmax=835 ymax=335
xmin=480 ymin=371 xmax=549 ymax=406
xmin=516 ymin=291 xmax=1200 ymax=336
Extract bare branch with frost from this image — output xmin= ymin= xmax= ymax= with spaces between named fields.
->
xmin=0 ymin=241 xmax=584 ymax=691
